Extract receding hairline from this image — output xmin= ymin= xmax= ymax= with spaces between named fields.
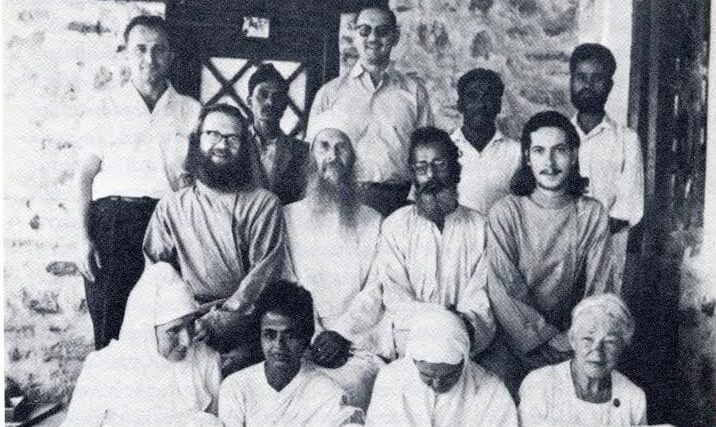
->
xmin=355 ymin=7 xmax=398 ymax=28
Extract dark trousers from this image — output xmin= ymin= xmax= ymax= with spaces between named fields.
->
xmin=357 ymin=182 xmax=411 ymax=217
xmin=84 ymin=196 xmax=158 ymax=350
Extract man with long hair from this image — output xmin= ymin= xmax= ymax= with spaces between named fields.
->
xmin=143 ymin=103 xmax=286 ymax=375
xmin=483 ymin=111 xmax=615 ymax=396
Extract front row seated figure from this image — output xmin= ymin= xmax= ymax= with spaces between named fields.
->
xmin=219 ymin=280 xmax=363 ymax=426
xmin=365 ymin=307 xmax=518 ymax=426
xmin=519 ymin=294 xmax=651 ymax=427
xmin=63 ymin=263 xmax=222 ymax=426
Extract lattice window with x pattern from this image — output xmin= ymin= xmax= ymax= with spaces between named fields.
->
xmin=201 ymin=57 xmax=308 ymax=138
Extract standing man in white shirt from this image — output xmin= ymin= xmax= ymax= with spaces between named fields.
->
xmin=307 ymin=6 xmax=433 ymax=217
xmin=569 ymin=43 xmax=644 ymax=291
xmin=452 ymin=68 xmax=522 ymax=214
xmin=74 ymin=15 xmax=201 ymax=349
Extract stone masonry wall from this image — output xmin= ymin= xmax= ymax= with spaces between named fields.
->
xmin=3 ymin=0 xmax=164 ymax=403
xmin=340 ymin=0 xmax=580 ymax=139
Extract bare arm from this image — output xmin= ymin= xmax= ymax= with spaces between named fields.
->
xmin=75 ymin=154 xmax=102 ymax=282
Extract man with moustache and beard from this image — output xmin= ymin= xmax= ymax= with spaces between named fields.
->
xmin=349 ymin=126 xmax=496 ymax=362
xmin=570 ymin=44 xmax=644 ymax=291
xmin=246 ymin=64 xmax=309 ymax=205
xmin=283 ymin=125 xmax=385 ymax=410
xmin=143 ymin=104 xmax=286 ymax=375
xmin=483 ymin=111 xmax=615 ymax=396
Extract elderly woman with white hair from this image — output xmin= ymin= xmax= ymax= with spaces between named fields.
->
xmin=365 ymin=306 xmax=517 ymax=426
xmin=62 ymin=262 xmax=222 ymax=426
xmin=519 ymin=293 xmax=647 ymax=426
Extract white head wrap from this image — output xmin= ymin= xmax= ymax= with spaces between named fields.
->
xmin=405 ymin=307 xmax=469 ymax=365
xmin=305 ymin=110 xmax=360 ymax=147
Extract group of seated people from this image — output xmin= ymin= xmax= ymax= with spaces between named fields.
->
xmin=64 ymin=263 xmax=647 ymax=426
xmin=64 ymin=7 xmax=660 ymax=426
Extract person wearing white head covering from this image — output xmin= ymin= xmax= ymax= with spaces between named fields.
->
xmin=284 ymin=122 xmax=387 ymax=411
xmin=519 ymin=294 xmax=653 ymax=427
xmin=365 ymin=306 xmax=518 ymax=426
xmin=62 ymin=262 xmax=222 ymax=427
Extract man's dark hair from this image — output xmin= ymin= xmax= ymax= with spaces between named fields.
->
xmin=185 ymin=103 xmax=253 ymax=189
xmin=569 ymin=43 xmax=617 ymax=77
xmin=457 ymin=68 xmax=504 ymax=99
xmin=255 ymin=280 xmax=315 ymax=342
xmin=248 ymin=64 xmax=289 ymax=96
xmin=409 ymin=126 xmax=461 ymax=186
xmin=510 ymin=111 xmax=588 ymax=197
xmin=355 ymin=6 xmax=398 ymax=31
xmin=123 ymin=15 xmax=171 ymax=46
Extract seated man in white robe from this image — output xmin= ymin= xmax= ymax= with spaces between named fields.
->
xmin=484 ymin=111 xmax=615 ymax=396
xmin=284 ymin=126 xmax=385 ymax=410
xmin=317 ymin=126 xmax=495 ymax=361
xmin=365 ymin=307 xmax=518 ymax=426
xmin=63 ymin=262 xmax=222 ymax=427
xmin=219 ymin=280 xmax=363 ymax=427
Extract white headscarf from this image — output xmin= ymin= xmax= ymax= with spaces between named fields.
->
xmin=306 ymin=110 xmax=362 ymax=147
xmin=365 ymin=307 xmax=519 ymax=426
xmin=405 ymin=308 xmax=469 ymax=365
xmin=63 ymin=263 xmax=221 ymax=427
xmin=112 ymin=262 xmax=213 ymax=411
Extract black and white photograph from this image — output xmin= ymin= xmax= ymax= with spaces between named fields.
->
xmin=3 ymin=0 xmax=713 ymax=426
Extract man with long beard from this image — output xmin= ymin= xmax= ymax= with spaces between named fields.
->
xmin=143 ymin=103 xmax=286 ymax=375
xmin=283 ymin=126 xmax=385 ymax=410
xmin=315 ymin=126 xmax=496 ymax=367
xmin=570 ymin=43 xmax=644 ymax=291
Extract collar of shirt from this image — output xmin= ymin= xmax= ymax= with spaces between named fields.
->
xmin=349 ymin=61 xmax=402 ymax=90
xmin=120 ymin=81 xmax=178 ymax=118
xmin=452 ymin=127 xmax=507 ymax=157
xmin=571 ymin=113 xmax=617 ymax=140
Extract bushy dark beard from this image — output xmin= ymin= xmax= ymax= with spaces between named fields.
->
xmin=196 ymin=152 xmax=247 ymax=192
xmin=306 ymin=160 xmax=359 ymax=228
xmin=415 ymin=179 xmax=459 ymax=225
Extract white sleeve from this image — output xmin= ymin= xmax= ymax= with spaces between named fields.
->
xmin=609 ymin=128 xmax=644 ymax=226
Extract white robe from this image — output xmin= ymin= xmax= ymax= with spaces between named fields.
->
xmin=372 ymin=205 xmax=495 ymax=358
xmin=219 ymin=361 xmax=363 ymax=427
xmin=519 ymin=360 xmax=648 ymax=427
xmin=62 ymin=263 xmax=222 ymax=427
xmin=283 ymin=201 xmax=386 ymax=410
xmin=365 ymin=353 xmax=517 ymax=426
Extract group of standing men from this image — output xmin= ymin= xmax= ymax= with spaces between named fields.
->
xmin=75 ymin=4 xmax=644 ymax=418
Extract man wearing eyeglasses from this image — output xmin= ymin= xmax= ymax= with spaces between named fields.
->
xmin=307 ymin=6 xmax=433 ymax=217
xmin=325 ymin=127 xmax=495 ymax=362
xmin=74 ymin=15 xmax=201 ymax=350
xmin=246 ymin=64 xmax=309 ymax=205
xmin=143 ymin=103 xmax=286 ymax=375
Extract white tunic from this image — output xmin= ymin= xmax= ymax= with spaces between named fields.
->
xmin=452 ymin=128 xmax=522 ymax=215
xmin=219 ymin=361 xmax=362 ymax=427
xmin=372 ymin=204 xmax=495 ymax=358
xmin=519 ymin=360 xmax=647 ymax=427
xmin=573 ymin=114 xmax=644 ymax=226
xmin=80 ymin=83 xmax=201 ymax=199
